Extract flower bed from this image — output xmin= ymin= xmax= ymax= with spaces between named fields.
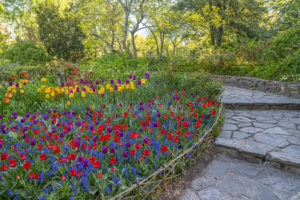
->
xmin=0 ymin=72 xmax=221 ymax=199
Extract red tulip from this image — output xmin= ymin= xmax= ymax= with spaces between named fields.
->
xmin=94 ymin=160 xmax=100 ymax=168
xmin=70 ymin=168 xmax=75 ymax=176
xmin=144 ymin=149 xmax=150 ymax=156
xmin=1 ymin=165 xmax=7 ymax=171
xmin=23 ymin=161 xmax=31 ymax=169
xmin=40 ymin=153 xmax=46 ymax=160
xmin=9 ymin=159 xmax=16 ymax=167
xmin=110 ymin=157 xmax=116 ymax=165
xmin=34 ymin=173 xmax=40 ymax=179
xmin=1 ymin=152 xmax=9 ymax=160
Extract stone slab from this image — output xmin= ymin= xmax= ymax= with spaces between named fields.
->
xmin=215 ymin=138 xmax=275 ymax=158
xmin=267 ymin=151 xmax=300 ymax=167
xmin=178 ymin=155 xmax=300 ymax=200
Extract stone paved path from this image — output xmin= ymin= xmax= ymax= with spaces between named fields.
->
xmin=216 ymin=110 xmax=300 ymax=171
xmin=179 ymin=155 xmax=300 ymax=200
xmin=178 ymin=86 xmax=300 ymax=200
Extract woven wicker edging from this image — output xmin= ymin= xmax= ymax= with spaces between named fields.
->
xmin=108 ymin=97 xmax=224 ymax=200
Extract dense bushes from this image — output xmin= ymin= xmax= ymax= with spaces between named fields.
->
xmin=155 ymin=72 xmax=223 ymax=98
xmin=1 ymin=42 xmax=52 ymax=65
xmin=197 ymin=27 xmax=299 ymax=81
xmin=80 ymin=54 xmax=149 ymax=81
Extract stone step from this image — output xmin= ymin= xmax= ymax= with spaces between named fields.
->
xmin=224 ymin=102 xmax=300 ymax=110
xmin=215 ymin=110 xmax=300 ymax=174
xmin=222 ymin=86 xmax=300 ymax=110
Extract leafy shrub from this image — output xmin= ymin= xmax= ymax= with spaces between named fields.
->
xmin=201 ymin=50 xmax=237 ymax=74
xmin=1 ymin=42 xmax=52 ymax=65
xmin=149 ymin=54 xmax=201 ymax=72
xmin=154 ymin=72 xmax=223 ymax=98
xmin=83 ymin=54 xmax=149 ymax=80
xmin=196 ymin=27 xmax=299 ymax=81
xmin=0 ymin=62 xmax=63 ymax=82
xmin=248 ymin=27 xmax=300 ymax=81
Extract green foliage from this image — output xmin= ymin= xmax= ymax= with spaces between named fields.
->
xmin=272 ymin=0 xmax=299 ymax=31
xmin=175 ymin=0 xmax=267 ymax=47
xmin=248 ymin=28 xmax=300 ymax=81
xmin=200 ymin=50 xmax=237 ymax=74
xmin=36 ymin=2 xmax=85 ymax=62
xmin=268 ymin=27 xmax=299 ymax=61
xmin=154 ymin=72 xmax=223 ymax=98
xmin=1 ymin=42 xmax=51 ymax=65
xmin=82 ymin=54 xmax=149 ymax=80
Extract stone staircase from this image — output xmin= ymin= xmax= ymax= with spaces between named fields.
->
xmin=178 ymin=85 xmax=300 ymax=200
xmin=216 ymin=86 xmax=300 ymax=174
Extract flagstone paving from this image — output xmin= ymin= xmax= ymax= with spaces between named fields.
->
xmin=216 ymin=109 xmax=300 ymax=171
xmin=178 ymin=86 xmax=300 ymax=200
xmin=179 ymin=155 xmax=300 ymax=200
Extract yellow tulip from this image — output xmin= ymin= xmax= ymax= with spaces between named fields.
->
xmin=41 ymin=85 xmax=46 ymax=90
xmin=45 ymin=94 xmax=50 ymax=99
xmin=41 ymin=77 xmax=46 ymax=82
xmin=38 ymin=88 xmax=41 ymax=93
xmin=69 ymin=93 xmax=74 ymax=98
xmin=91 ymin=106 xmax=94 ymax=111
xmin=130 ymin=82 xmax=135 ymax=90
xmin=51 ymin=92 xmax=55 ymax=97
xmin=81 ymin=91 xmax=86 ymax=98
xmin=12 ymin=89 xmax=17 ymax=93
xmin=20 ymin=89 xmax=24 ymax=94
xmin=67 ymin=101 xmax=71 ymax=106
xmin=7 ymin=87 xmax=12 ymax=92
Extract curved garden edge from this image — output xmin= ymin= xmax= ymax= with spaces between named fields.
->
xmin=110 ymin=98 xmax=224 ymax=200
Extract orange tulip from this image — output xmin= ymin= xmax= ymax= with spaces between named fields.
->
xmin=5 ymin=93 xmax=12 ymax=98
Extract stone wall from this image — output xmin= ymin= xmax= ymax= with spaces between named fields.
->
xmin=209 ymin=74 xmax=300 ymax=98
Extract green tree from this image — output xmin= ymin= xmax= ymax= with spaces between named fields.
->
xmin=35 ymin=2 xmax=85 ymax=62
xmin=79 ymin=0 xmax=124 ymax=57
xmin=176 ymin=0 xmax=267 ymax=47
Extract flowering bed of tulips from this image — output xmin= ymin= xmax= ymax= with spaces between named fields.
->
xmin=0 ymin=71 xmax=221 ymax=199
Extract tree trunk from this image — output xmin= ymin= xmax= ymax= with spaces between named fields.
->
xmin=216 ymin=26 xmax=223 ymax=47
xmin=131 ymin=32 xmax=138 ymax=58
xmin=210 ymin=26 xmax=215 ymax=46
xmin=159 ymin=31 xmax=164 ymax=55
xmin=116 ymin=37 xmax=123 ymax=53
xmin=144 ymin=24 xmax=160 ymax=56
xmin=122 ymin=10 xmax=133 ymax=57
xmin=172 ymin=40 xmax=176 ymax=55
